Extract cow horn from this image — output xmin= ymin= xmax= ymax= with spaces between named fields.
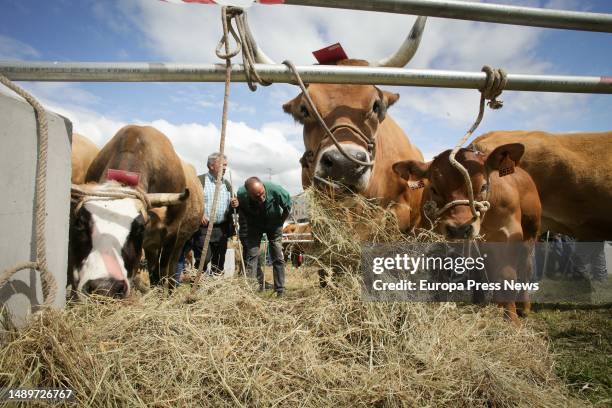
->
xmin=243 ymin=12 xmax=276 ymax=64
xmin=370 ymin=16 xmax=427 ymax=68
xmin=147 ymin=189 xmax=190 ymax=207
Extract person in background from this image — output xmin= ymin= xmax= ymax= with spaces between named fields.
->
xmin=238 ymin=210 xmax=263 ymax=282
xmin=177 ymin=153 xmax=238 ymax=280
xmin=237 ymin=177 xmax=291 ymax=296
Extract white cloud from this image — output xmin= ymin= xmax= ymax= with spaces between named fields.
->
xmin=0 ymin=34 xmax=40 ymax=60
xmin=44 ymin=104 xmax=304 ymax=194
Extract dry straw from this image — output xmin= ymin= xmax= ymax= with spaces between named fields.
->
xmin=0 ymin=190 xmax=582 ymax=407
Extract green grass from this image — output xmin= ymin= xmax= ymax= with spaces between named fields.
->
xmin=530 ymin=307 xmax=612 ymax=407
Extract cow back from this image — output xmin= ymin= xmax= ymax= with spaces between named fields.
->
xmin=472 ymin=130 xmax=612 ymax=240
xmin=71 ymin=133 xmax=99 ymax=184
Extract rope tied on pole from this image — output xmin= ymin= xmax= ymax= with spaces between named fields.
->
xmin=432 ymin=65 xmax=507 ymax=221
xmin=215 ymin=6 xmax=271 ymax=91
xmin=70 ymin=184 xmax=152 ymax=219
xmin=0 ymin=73 xmax=57 ymax=308
xmin=190 ymin=6 xmax=240 ymax=298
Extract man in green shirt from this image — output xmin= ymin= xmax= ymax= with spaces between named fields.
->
xmin=237 ymin=176 xmax=292 ymax=296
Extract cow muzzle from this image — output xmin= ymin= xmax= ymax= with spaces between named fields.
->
xmin=82 ymin=277 xmax=130 ymax=299
xmin=443 ymin=220 xmax=480 ymax=240
xmin=314 ymin=145 xmax=371 ymax=192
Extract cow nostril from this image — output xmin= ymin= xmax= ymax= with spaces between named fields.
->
xmin=354 ymin=151 xmax=367 ymax=162
xmin=321 ymin=153 xmax=334 ymax=168
xmin=82 ymin=281 xmax=92 ymax=295
xmin=446 ymin=224 xmax=474 ymax=239
xmin=113 ymin=280 xmax=128 ymax=298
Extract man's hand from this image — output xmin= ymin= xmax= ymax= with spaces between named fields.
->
xmin=201 ymin=216 xmax=209 ymax=226
xmin=281 ymin=210 xmax=290 ymax=223
xmin=230 ymin=197 xmax=239 ymax=208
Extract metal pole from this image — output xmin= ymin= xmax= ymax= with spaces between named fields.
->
xmin=283 ymin=0 xmax=612 ymax=33
xmin=2 ymin=61 xmax=611 ymax=93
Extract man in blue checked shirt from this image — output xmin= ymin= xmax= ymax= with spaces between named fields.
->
xmin=193 ymin=152 xmax=239 ymax=275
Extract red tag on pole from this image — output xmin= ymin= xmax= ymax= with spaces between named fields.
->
xmin=107 ymin=169 xmax=140 ymax=186
xmin=312 ymin=43 xmax=348 ymax=65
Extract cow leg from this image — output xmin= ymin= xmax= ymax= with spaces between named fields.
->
xmin=516 ymin=295 xmax=531 ymax=318
xmin=145 ymin=248 xmax=161 ymax=286
xmin=501 ymin=302 xmax=521 ymax=326
xmin=168 ymin=232 xmax=190 ymax=290
xmin=159 ymin=233 xmax=180 ymax=291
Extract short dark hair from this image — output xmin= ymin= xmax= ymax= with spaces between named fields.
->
xmin=244 ymin=176 xmax=262 ymax=190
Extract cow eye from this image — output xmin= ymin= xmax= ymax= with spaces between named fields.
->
xmin=299 ymin=104 xmax=310 ymax=118
xmin=430 ymin=186 xmax=438 ymax=196
xmin=372 ymin=100 xmax=381 ymax=114
xmin=480 ymin=183 xmax=489 ymax=194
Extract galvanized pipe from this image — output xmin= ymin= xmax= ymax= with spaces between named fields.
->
xmin=283 ymin=0 xmax=612 ymax=33
xmin=2 ymin=61 xmax=611 ymax=93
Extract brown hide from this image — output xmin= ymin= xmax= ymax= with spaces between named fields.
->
xmin=283 ymin=60 xmax=423 ymax=232
xmin=472 ymin=130 xmax=612 ymax=240
xmin=282 ymin=222 xmax=312 ymax=266
xmin=71 ymin=133 xmax=99 ymax=184
xmin=85 ymin=125 xmax=187 ymax=285
xmin=394 ymin=147 xmax=541 ymax=325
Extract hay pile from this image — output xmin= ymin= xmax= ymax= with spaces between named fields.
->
xmin=0 ymin=190 xmax=581 ymax=407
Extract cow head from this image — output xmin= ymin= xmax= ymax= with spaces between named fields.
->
xmin=284 ymin=73 xmax=399 ymax=192
xmin=69 ymin=182 xmax=188 ymax=298
xmin=392 ymin=144 xmax=525 ymax=239
xmin=279 ymin=17 xmax=427 ymax=193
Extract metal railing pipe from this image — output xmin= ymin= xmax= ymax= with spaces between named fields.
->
xmin=2 ymin=61 xmax=611 ymax=93
xmin=283 ymin=0 xmax=612 ymax=33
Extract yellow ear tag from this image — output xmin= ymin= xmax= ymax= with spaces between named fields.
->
xmin=498 ymin=154 xmax=515 ymax=177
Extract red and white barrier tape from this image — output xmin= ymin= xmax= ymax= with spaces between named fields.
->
xmin=160 ymin=0 xmax=283 ymax=6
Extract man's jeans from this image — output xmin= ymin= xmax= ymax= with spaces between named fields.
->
xmin=246 ymin=224 xmax=285 ymax=292
xmin=240 ymin=235 xmax=262 ymax=279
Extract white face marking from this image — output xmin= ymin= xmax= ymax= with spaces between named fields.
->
xmin=314 ymin=144 xmax=372 ymax=192
xmin=75 ymin=195 xmax=142 ymax=294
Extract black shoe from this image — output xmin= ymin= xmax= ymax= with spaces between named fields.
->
xmin=259 ymin=281 xmax=274 ymax=291
xmin=276 ymin=291 xmax=284 ymax=297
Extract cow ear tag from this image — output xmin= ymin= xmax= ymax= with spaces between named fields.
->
xmin=107 ymin=169 xmax=140 ymax=186
xmin=312 ymin=43 xmax=348 ymax=65
xmin=407 ymin=180 xmax=425 ymax=190
xmin=498 ymin=154 xmax=515 ymax=177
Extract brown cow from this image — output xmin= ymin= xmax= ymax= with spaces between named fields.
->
xmin=282 ymin=18 xmax=428 ymax=233
xmin=71 ymin=133 xmax=99 ymax=184
xmin=142 ymin=159 xmax=204 ymax=287
xmin=284 ymin=63 xmax=424 ymax=232
xmin=472 ymin=130 xmax=612 ymax=240
xmin=282 ymin=222 xmax=312 ymax=267
xmin=69 ymin=125 xmax=189 ymax=298
xmin=393 ymin=144 xmax=541 ymax=324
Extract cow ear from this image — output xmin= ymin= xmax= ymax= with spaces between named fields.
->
xmin=283 ymin=93 xmax=310 ymax=124
xmin=392 ymin=160 xmax=430 ymax=189
xmin=374 ymin=88 xmax=400 ymax=122
xmin=485 ymin=143 xmax=525 ymax=177
xmin=382 ymin=90 xmax=400 ymax=108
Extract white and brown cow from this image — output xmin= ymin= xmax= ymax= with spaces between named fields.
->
xmin=69 ymin=125 xmax=191 ymax=298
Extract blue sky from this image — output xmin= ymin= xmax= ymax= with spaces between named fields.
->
xmin=1 ymin=0 xmax=611 ymax=194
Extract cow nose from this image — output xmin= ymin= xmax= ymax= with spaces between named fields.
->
xmin=446 ymin=223 xmax=474 ymax=239
xmin=319 ymin=149 xmax=368 ymax=185
xmin=83 ymin=278 xmax=129 ymax=298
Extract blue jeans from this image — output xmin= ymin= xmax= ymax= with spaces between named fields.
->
xmin=246 ymin=224 xmax=285 ymax=292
